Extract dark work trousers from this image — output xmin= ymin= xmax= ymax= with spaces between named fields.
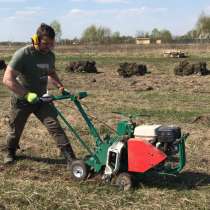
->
xmin=5 ymin=97 xmax=70 ymax=152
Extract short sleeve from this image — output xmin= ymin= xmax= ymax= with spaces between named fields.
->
xmin=8 ymin=48 xmax=25 ymax=73
xmin=48 ymin=52 xmax=56 ymax=75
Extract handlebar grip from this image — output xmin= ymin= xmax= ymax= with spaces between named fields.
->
xmin=39 ymin=96 xmax=53 ymax=103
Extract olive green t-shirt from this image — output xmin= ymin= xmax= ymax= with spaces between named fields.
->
xmin=9 ymin=45 xmax=55 ymax=97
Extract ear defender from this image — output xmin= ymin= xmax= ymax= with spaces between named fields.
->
xmin=31 ymin=34 xmax=39 ymax=49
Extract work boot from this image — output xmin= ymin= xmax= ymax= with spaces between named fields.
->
xmin=3 ymin=150 xmax=16 ymax=164
xmin=60 ymin=144 xmax=76 ymax=167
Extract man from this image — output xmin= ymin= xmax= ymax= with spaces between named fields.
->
xmin=2 ymin=23 xmax=76 ymax=165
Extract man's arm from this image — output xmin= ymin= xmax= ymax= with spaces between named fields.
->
xmin=48 ymin=70 xmax=64 ymax=89
xmin=3 ymin=65 xmax=27 ymax=97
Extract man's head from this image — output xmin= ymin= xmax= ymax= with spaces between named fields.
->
xmin=32 ymin=23 xmax=55 ymax=53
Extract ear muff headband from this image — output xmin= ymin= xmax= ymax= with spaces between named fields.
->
xmin=32 ymin=34 xmax=39 ymax=49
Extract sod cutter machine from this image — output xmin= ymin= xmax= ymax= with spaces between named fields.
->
xmin=43 ymin=91 xmax=189 ymax=190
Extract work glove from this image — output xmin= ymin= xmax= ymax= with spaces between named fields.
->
xmin=24 ymin=92 xmax=39 ymax=104
xmin=59 ymin=86 xmax=70 ymax=96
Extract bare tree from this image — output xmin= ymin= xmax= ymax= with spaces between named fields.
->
xmin=81 ymin=25 xmax=98 ymax=42
xmin=50 ymin=20 xmax=62 ymax=42
xmin=196 ymin=12 xmax=210 ymax=39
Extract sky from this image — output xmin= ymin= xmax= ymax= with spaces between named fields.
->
xmin=0 ymin=0 xmax=210 ymax=41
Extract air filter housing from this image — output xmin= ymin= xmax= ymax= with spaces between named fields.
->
xmin=157 ymin=126 xmax=181 ymax=143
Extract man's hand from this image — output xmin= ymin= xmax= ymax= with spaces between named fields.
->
xmin=24 ymin=92 xmax=39 ymax=104
xmin=59 ymin=86 xmax=70 ymax=96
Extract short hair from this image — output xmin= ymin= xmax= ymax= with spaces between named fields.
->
xmin=36 ymin=23 xmax=55 ymax=40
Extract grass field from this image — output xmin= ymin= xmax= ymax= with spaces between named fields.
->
xmin=0 ymin=44 xmax=210 ymax=210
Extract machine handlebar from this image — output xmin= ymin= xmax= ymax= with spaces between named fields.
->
xmin=39 ymin=91 xmax=88 ymax=103
xmin=112 ymin=111 xmax=150 ymax=119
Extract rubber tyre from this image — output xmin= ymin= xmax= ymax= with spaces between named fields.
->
xmin=70 ymin=160 xmax=88 ymax=181
xmin=115 ymin=172 xmax=133 ymax=191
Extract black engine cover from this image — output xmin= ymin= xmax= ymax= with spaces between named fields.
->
xmin=157 ymin=126 xmax=181 ymax=143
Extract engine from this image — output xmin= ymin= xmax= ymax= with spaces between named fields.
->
xmin=156 ymin=126 xmax=181 ymax=155
xmin=133 ymin=124 xmax=182 ymax=156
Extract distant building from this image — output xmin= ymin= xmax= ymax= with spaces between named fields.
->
xmin=156 ymin=39 xmax=162 ymax=44
xmin=136 ymin=37 xmax=151 ymax=45
xmin=136 ymin=37 xmax=162 ymax=45
xmin=72 ymin=41 xmax=80 ymax=45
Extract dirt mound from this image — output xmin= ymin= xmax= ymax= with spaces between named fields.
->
xmin=191 ymin=115 xmax=210 ymax=126
xmin=174 ymin=60 xmax=208 ymax=76
xmin=0 ymin=59 xmax=6 ymax=70
xmin=193 ymin=62 xmax=208 ymax=75
xmin=65 ymin=61 xmax=98 ymax=73
xmin=117 ymin=62 xmax=147 ymax=78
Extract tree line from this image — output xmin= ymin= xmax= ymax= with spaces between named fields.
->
xmin=50 ymin=12 xmax=210 ymax=44
xmin=2 ymin=12 xmax=210 ymax=45
xmin=177 ymin=12 xmax=210 ymax=40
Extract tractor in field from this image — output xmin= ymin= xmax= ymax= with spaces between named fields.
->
xmin=42 ymin=92 xmax=189 ymax=190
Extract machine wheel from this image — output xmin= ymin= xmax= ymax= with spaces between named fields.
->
xmin=70 ymin=160 xmax=88 ymax=181
xmin=115 ymin=172 xmax=133 ymax=191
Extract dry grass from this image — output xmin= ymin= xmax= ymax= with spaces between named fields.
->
xmin=0 ymin=44 xmax=210 ymax=210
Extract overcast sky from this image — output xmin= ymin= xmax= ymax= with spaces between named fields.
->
xmin=0 ymin=0 xmax=210 ymax=41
